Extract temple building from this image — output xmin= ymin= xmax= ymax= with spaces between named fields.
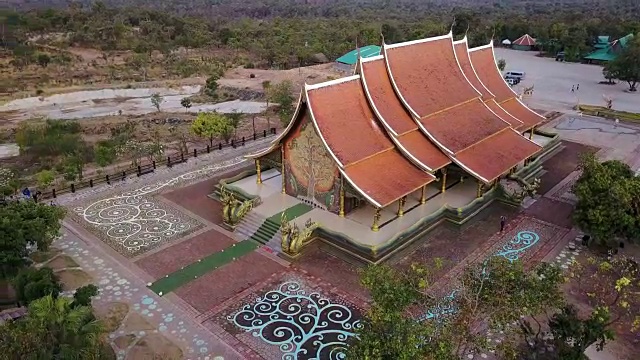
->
xmin=221 ymin=32 xmax=559 ymax=261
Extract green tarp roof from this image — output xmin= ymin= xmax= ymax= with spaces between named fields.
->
xmin=335 ymin=45 xmax=381 ymax=65
xmin=584 ymin=48 xmax=617 ymax=61
xmin=597 ymin=36 xmax=610 ymax=44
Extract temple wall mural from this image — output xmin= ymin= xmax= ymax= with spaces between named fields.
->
xmin=283 ymin=109 xmax=341 ymax=213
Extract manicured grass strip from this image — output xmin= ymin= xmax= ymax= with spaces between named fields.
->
xmin=267 ymin=203 xmax=313 ymax=225
xmin=148 ymin=240 xmax=258 ymax=295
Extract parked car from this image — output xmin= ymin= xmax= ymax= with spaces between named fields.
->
xmin=556 ymin=51 xmax=566 ymax=61
xmin=505 ymin=71 xmax=526 ymax=80
xmin=505 ymin=78 xmax=517 ymax=86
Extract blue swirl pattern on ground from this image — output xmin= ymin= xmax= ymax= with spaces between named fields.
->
xmin=229 ymin=281 xmax=362 ymax=360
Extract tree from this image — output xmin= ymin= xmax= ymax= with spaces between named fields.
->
xmin=268 ymin=80 xmax=295 ymax=126
xmin=204 ymin=75 xmax=219 ymax=97
xmin=72 ymin=284 xmax=99 ymax=307
xmin=605 ymin=36 xmax=640 ymax=92
xmin=572 ymin=153 xmax=640 ymax=245
xmin=126 ymin=53 xmax=150 ymax=81
xmin=602 ymin=66 xmax=616 ymax=84
xmin=180 ymin=97 xmax=192 ymax=112
xmin=35 ymin=170 xmax=55 ymax=189
xmin=12 ymin=267 xmax=62 ymax=306
xmin=191 ymin=112 xmax=234 ymax=145
xmin=0 ymin=201 xmax=66 ymax=279
xmin=227 ymin=111 xmax=242 ymax=138
xmin=347 ymin=258 xmax=566 ymax=359
xmin=150 ymin=93 xmax=163 ymax=112
xmin=36 ymin=53 xmax=50 ymax=68
xmin=547 ymin=305 xmax=614 ymax=360
xmin=94 ymin=141 xmax=117 ymax=167
xmin=497 ymin=58 xmax=507 ymax=71
xmin=0 ymin=295 xmax=108 ymax=359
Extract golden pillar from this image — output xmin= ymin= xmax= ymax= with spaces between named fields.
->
xmin=280 ymin=146 xmax=286 ymax=193
xmin=509 ymin=166 xmax=516 ymax=175
xmin=441 ymin=168 xmax=448 ymax=193
xmin=372 ymin=208 xmax=381 ymax=232
xmin=420 ymin=185 xmax=427 ymax=204
xmin=255 ymin=159 xmax=262 ymax=184
xmin=339 ymin=178 xmax=345 ymax=217
xmin=460 ymin=175 xmax=465 ymax=183
xmin=529 ymin=126 xmax=535 ymax=140
xmin=397 ymin=196 xmax=406 ymax=217
xmin=476 ymin=180 xmax=484 ymax=198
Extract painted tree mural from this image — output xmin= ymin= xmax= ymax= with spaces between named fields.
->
xmin=287 ymin=122 xmax=336 ymax=206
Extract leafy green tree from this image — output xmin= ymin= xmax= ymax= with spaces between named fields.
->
xmin=227 ymin=111 xmax=243 ymax=138
xmin=191 ymin=112 xmax=234 ymax=145
xmin=0 ymin=201 xmax=66 ymax=279
xmin=268 ymin=80 xmax=295 ymax=126
xmin=262 ymin=80 xmax=272 ymax=130
xmin=548 ymin=305 xmax=614 ymax=360
xmin=605 ymin=36 xmax=640 ymax=91
xmin=150 ymin=93 xmax=163 ymax=112
xmin=12 ymin=267 xmax=62 ymax=306
xmin=0 ymin=295 xmax=108 ymax=359
xmin=36 ymin=53 xmax=50 ymax=68
xmin=15 ymin=120 xmax=87 ymax=160
xmin=204 ymin=75 xmax=219 ymax=97
xmin=126 ymin=53 xmax=150 ymax=81
xmin=72 ymin=284 xmax=99 ymax=307
xmin=497 ymin=58 xmax=507 ymax=71
xmin=180 ymin=97 xmax=192 ymax=112
xmin=572 ymin=153 xmax=640 ymax=245
xmin=348 ymin=258 xmax=565 ymax=359
xmin=94 ymin=141 xmax=117 ymax=167
xmin=35 ymin=170 xmax=55 ymax=189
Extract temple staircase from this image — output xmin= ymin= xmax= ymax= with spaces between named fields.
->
xmin=234 ymin=212 xmax=283 ymax=253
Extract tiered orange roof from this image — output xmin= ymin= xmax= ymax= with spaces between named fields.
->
xmin=453 ymin=38 xmax=524 ymax=129
xmin=359 ymin=56 xmax=450 ymax=172
xmin=305 ymin=76 xmax=435 ymax=208
xmin=250 ymin=31 xmax=545 ymax=209
xmin=383 ymin=32 xmax=540 ymax=183
xmin=469 ymin=43 xmax=545 ymax=130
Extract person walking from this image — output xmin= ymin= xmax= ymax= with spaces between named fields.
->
xmin=500 ymin=215 xmax=506 ymax=232
xmin=571 ymin=85 xmax=575 ymax=92
xmin=576 ymin=84 xmax=580 ymax=91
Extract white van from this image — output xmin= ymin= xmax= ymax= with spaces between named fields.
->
xmin=505 ymin=71 xmax=526 ymax=80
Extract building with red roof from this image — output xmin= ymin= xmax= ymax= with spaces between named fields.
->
xmin=512 ymin=34 xmax=537 ymax=51
xmin=232 ymin=31 xmax=558 ymax=260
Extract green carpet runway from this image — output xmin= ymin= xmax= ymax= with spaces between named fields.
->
xmin=149 ymin=202 xmax=313 ymax=295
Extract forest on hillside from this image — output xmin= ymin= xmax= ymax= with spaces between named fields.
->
xmin=5 ymin=0 xmax=640 ymax=19
xmin=1 ymin=0 xmax=639 ymax=69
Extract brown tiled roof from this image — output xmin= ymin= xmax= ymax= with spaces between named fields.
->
xmin=360 ymin=57 xmax=451 ymax=171
xmin=397 ymin=130 xmax=451 ymax=170
xmin=307 ymin=77 xmax=435 ymax=207
xmin=469 ymin=46 xmax=518 ymax=103
xmin=455 ymin=129 xmax=542 ymax=182
xmin=307 ymin=78 xmax=393 ymax=166
xmin=485 ymin=99 xmax=524 ymax=129
xmin=360 ymin=58 xmax=418 ymax=135
xmin=469 ymin=45 xmax=545 ymax=130
xmin=454 ymin=41 xmax=493 ymax=100
xmin=420 ymin=100 xmax=510 ymax=154
xmin=343 ymin=150 xmax=435 ymax=207
xmin=500 ymin=98 xmax=544 ymax=130
xmin=384 ymin=36 xmax=481 ymax=117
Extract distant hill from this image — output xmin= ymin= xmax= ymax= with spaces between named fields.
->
xmin=4 ymin=0 xmax=639 ymax=19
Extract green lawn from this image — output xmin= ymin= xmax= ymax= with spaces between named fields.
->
xmin=577 ymin=105 xmax=640 ymax=123
xmin=148 ymin=202 xmax=313 ymax=295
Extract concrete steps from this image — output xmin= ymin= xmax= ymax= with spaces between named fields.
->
xmin=234 ymin=212 xmax=282 ymax=253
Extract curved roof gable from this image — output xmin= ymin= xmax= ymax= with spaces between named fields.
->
xmin=359 ymin=56 xmax=450 ymax=172
xmin=469 ymin=43 xmax=545 ymax=130
xmin=305 ymin=76 xmax=435 ymax=208
xmin=383 ymin=33 xmax=481 ymax=118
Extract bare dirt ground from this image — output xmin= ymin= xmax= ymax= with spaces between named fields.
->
xmin=219 ymin=63 xmax=342 ymax=92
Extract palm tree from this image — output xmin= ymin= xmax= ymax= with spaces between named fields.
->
xmin=20 ymin=295 xmax=106 ymax=359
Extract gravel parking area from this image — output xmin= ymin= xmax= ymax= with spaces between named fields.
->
xmin=495 ymin=48 xmax=640 ymax=113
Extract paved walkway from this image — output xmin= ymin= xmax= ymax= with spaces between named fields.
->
xmin=56 ymin=138 xmax=278 ymax=360
xmin=57 ymin=226 xmax=242 ymax=360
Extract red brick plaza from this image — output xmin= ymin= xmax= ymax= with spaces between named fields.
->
xmin=117 ymin=139 xmax=596 ymax=359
